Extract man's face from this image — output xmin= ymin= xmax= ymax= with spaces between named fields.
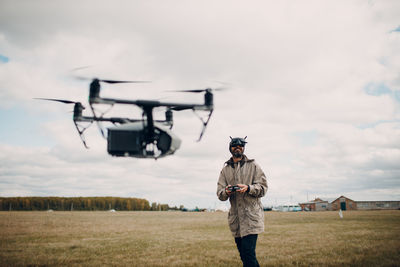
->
xmin=230 ymin=144 xmax=244 ymax=158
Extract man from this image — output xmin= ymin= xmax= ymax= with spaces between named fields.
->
xmin=217 ymin=137 xmax=268 ymax=267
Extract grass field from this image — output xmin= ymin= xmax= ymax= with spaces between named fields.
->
xmin=0 ymin=210 xmax=399 ymax=266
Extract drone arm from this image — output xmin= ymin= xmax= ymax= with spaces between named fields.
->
xmin=78 ymin=115 xmax=143 ymax=124
xmin=78 ymin=116 xmax=95 ymax=122
xmin=100 ymin=97 xmax=201 ymax=111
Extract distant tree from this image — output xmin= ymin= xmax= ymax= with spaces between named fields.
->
xmin=0 ymin=197 xmax=166 ymax=211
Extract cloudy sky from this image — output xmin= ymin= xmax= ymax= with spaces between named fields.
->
xmin=1 ymin=0 xmax=399 ymax=209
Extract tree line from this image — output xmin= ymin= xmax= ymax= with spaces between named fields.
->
xmin=0 ymin=197 xmax=176 ymax=211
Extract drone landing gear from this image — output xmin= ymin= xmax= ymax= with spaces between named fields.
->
xmin=193 ymin=109 xmax=214 ymax=142
xmin=74 ymin=121 xmax=93 ymax=148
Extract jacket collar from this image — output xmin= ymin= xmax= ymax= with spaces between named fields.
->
xmin=225 ymin=154 xmax=254 ymax=168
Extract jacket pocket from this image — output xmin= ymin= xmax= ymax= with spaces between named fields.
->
xmin=228 ymin=213 xmax=239 ymax=233
xmin=246 ymin=205 xmax=263 ymax=228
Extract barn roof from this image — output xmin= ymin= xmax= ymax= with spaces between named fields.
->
xmin=331 ymin=195 xmax=355 ymax=203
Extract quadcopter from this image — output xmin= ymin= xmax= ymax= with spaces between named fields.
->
xmin=36 ymin=78 xmax=218 ymax=159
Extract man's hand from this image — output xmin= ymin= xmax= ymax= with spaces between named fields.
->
xmin=225 ymin=185 xmax=233 ymax=196
xmin=237 ymin=184 xmax=249 ymax=193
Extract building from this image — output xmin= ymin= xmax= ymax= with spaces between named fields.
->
xmin=330 ymin=196 xmax=357 ymax=211
xmin=356 ymin=201 xmax=400 ymax=210
xmin=299 ymin=198 xmax=329 ymax=211
xmin=299 ymin=195 xmax=400 ymax=211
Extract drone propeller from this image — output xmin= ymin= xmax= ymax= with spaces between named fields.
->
xmin=75 ymin=76 xmax=151 ymax=84
xmin=100 ymin=79 xmax=151 ymax=84
xmin=34 ymin=98 xmax=82 ymax=105
xmin=34 ymin=98 xmax=86 ymax=117
xmin=168 ymin=87 xmax=226 ymax=93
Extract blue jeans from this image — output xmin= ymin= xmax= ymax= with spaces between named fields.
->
xmin=235 ymin=234 xmax=260 ymax=267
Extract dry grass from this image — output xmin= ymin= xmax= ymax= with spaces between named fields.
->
xmin=0 ymin=210 xmax=399 ymax=266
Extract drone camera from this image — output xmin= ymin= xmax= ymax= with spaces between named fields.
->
xmin=107 ymin=122 xmax=181 ymax=158
xmin=107 ymin=129 xmax=143 ymax=155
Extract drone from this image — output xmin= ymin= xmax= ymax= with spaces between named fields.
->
xmin=36 ymin=78 xmax=219 ymax=159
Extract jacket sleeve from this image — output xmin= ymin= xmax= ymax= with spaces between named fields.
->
xmin=217 ymin=169 xmax=229 ymax=201
xmin=248 ymin=162 xmax=268 ymax=198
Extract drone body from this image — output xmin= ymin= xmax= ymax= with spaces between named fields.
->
xmin=36 ymin=78 xmax=216 ymax=159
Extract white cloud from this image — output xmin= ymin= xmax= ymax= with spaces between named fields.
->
xmin=0 ymin=0 xmax=399 ymax=208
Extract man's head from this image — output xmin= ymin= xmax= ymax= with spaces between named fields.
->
xmin=229 ymin=136 xmax=247 ymax=158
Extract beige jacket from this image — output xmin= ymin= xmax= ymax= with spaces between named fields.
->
xmin=217 ymin=155 xmax=268 ymax=238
